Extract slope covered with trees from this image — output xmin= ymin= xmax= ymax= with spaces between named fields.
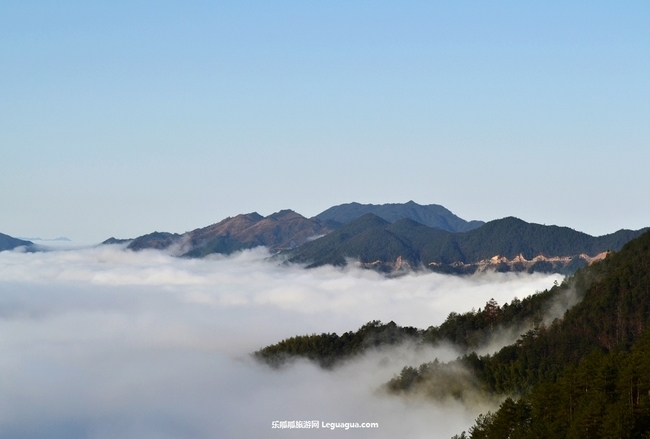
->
xmin=289 ymin=214 xmax=647 ymax=274
xmin=255 ymin=285 xmax=568 ymax=368
xmin=257 ymin=229 xmax=650 ymax=437
xmin=385 ymin=229 xmax=650 ymax=438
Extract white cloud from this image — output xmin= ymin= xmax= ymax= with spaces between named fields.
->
xmin=0 ymin=246 xmax=562 ymax=438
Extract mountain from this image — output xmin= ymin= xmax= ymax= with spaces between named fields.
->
xmin=287 ymin=214 xmax=444 ymax=269
xmin=390 ymin=229 xmax=650 ymax=438
xmin=288 ymin=214 xmax=648 ymax=273
xmin=120 ymin=210 xmax=334 ymax=257
xmin=315 ymin=201 xmax=484 ymax=232
xmin=128 ymin=231 xmax=182 ymax=251
xmin=101 ymin=237 xmax=132 ymax=245
xmin=0 ymin=232 xmax=33 ymax=252
xmin=255 ymin=282 xmax=569 ymax=369
xmin=18 ymin=236 xmax=71 ymax=242
xmin=107 ymin=202 xmax=647 ymax=275
xmin=259 ymin=229 xmax=650 ymax=437
xmin=440 ymin=216 xmax=645 ymax=262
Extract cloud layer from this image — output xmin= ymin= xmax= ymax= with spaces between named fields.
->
xmin=0 ymin=246 xmax=562 ymax=438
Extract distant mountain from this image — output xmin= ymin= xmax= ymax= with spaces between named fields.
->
xmin=182 ymin=210 xmax=333 ymax=257
xmin=128 ymin=231 xmax=181 ymax=251
xmin=117 ymin=210 xmax=334 ymax=257
xmin=108 ymin=201 xmax=481 ymax=257
xmin=288 ymin=214 xmax=648 ymax=274
xmin=104 ymin=202 xmax=647 ymax=274
xmin=315 ymin=201 xmax=484 ymax=232
xmin=18 ymin=236 xmax=71 ymax=242
xmin=0 ymin=233 xmax=33 ymax=252
xmin=101 ymin=237 xmax=132 ymax=245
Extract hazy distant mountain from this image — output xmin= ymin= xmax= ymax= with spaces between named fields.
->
xmin=315 ymin=201 xmax=484 ymax=232
xmin=0 ymin=233 xmax=33 ymax=251
xmin=101 ymin=237 xmax=132 ymax=245
xmin=18 ymin=236 xmax=71 ymax=242
xmin=288 ymin=214 xmax=648 ymax=274
xmin=119 ymin=210 xmax=334 ymax=257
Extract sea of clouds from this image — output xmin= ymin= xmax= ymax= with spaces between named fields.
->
xmin=0 ymin=245 xmax=563 ymax=438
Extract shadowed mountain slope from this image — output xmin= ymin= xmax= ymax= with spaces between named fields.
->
xmin=289 ymin=214 xmax=648 ymax=273
xmin=0 ymin=233 xmax=33 ymax=252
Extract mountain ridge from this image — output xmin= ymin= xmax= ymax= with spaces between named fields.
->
xmin=0 ymin=232 xmax=34 ymax=252
xmin=101 ymin=202 xmax=647 ymax=275
xmin=288 ymin=213 xmax=648 ymax=274
xmin=256 ymin=229 xmax=650 ymax=438
xmin=114 ymin=209 xmax=334 ymax=257
xmin=316 ymin=200 xmax=484 ymax=232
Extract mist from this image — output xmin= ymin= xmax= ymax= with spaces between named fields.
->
xmin=0 ymin=246 xmax=562 ymax=438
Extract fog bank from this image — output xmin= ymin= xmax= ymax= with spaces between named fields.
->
xmin=0 ymin=246 xmax=562 ymax=438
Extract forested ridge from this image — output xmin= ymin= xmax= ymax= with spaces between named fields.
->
xmin=288 ymin=214 xmax=647 ymax=273
xmin=387 ymin=229 xmax=650 ymax=438
xmin=258 ymin=229 xmax=650 ymax=438
xmin=255 ymin=279 xmax=571 ymax=367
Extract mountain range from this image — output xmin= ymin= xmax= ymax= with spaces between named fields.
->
xmin=288 ymin=214 xmax=647 ymax=274
xmin=105 ymin=201 xmax=480 ymax=255
xmin=115 ymin=209 xmax=335 ymax=257
xmin=256 ymin=224 xmax=650 ymax=438
xmin=4 ymin=201 xmax=641 ymax=275
xmin=98 ymin=201 xmax=648 ymax=274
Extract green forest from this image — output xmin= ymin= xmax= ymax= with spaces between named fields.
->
xmin=258 ymin=229 xmax=650 ymax=438
xmin=288 ymin=213 xmax=646 ymax=273
xmin=255 ymin=282 xmax=567 ymax=368
xmin=392 ymin=229 xmax=650 ymax=438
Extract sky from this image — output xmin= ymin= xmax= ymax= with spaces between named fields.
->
xmin=0 ymin=245 xmax=564 ymax=438
xmin=2 ymin=1 xmax=650 ymax=243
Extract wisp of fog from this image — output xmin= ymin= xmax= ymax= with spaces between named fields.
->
xmin=0 ymin=246 xmax=562 ymax=438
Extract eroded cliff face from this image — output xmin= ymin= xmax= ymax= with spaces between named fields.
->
xmin=428 ymin=251 xmax=609 ymax=274
xmin=358 ymin=255 xmax=415 ymax=274
xmin=359 ymin=252 xmax=608 ymax=275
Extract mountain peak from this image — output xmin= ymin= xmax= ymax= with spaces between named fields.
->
xmin=315 ymin=201 xmax=483 ymax=232
xmin=266 ymin=209 xmax=301 ymax=221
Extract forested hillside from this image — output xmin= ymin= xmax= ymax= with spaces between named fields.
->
xmin=386 ymin=229 xmax=650 ymax=438
xmin=258 ymin=229 xmax=650 ymax=437
xmin=255 ymin=283 xmax=569 ymax=368
xmin=288 ymin=214 xmax=647 ymax=274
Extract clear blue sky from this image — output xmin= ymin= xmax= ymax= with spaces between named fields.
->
xmin=2 ymin=1 xmax=649 ymax=243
